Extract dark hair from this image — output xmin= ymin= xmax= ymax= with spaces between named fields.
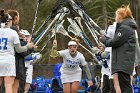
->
xmin=0 ymin=9 xmax=4 ymax=17
xmin=0 ymin=9 xmax=10 ymax=23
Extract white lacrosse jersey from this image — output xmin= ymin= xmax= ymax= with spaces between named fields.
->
xmin=58 ymin=49 xmax=87 ymax=74
xmin=101 ymin=47 xmax=112 ymax=77
xmin=0 ymin=28 xmax=20 ymax=64
xmin=106 ymin=22 xmax=116 ymax=38
xmin=101 ymin=22 xmax=116 ymax=79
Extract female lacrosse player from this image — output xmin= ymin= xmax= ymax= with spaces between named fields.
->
xmin=7 ymin=9 xmax=35 ymax=93
xmin=0 ymin=9 xmax=33 ymax=93
xmin=50 ymin=39 xmax=93 ymax=93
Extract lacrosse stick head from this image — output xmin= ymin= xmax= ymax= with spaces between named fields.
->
xmin=51 ymin=28 xmax=56 ymax=38
xmin=68 ymin=25 xmax=79 ymax=36
xmin=67 ymin=17 xmax=75 ymax=25
xmin=67 ymin=17 xmax=82 ymax=35
xmin=74 ymin=17 xmax=81 ymax=22
xmin=74 ymin=17 xmax=83 ymax=31
xmin=57 ymin=26 xmax=68 ymax=36
xmin=50 ymin=48 xmax=58 ymax=58
xmin=55 ymin=20 xmax=65 ymax=32
xmin=61 ymin=7 xmax=69 ymax=14
xmin=57 ymin=7 xmax=70 ymax=20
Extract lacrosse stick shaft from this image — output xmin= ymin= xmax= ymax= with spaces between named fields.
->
xmin=67 ymin=0 xmax=104 ymax=46
xmin=84 ymin=22 xmax=100 ymax=45
xmin=67 ymin=17 xmax=94 ymax=48
xmin=31 ymin=0 xmax=42 ymax=39
xmin=40 ymin=20 xmax=64 ymax=53
xmin=34 ymin=7 xmax=69 ymax=45
xmin=34 ymin=12 xmax=62 ymax=45
xmin=67 ymin=0 xmax=102 ymax=32
xmin=40 ymin=36 xmax=53 ymax=53
xmin=34 ymin=15 xmax=51 ymax=36
xmin=34 ymin=17 xmax=57 ymax=45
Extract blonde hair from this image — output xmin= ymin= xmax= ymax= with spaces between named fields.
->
xmin=116 ymin=5 xmax=133 ymax=20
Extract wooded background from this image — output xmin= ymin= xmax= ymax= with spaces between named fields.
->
xmin=0 ymin=0 xmax=139 ymax=66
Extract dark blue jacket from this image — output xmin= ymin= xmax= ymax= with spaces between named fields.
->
xmin=100 ymin=18 xmax=137 ymax=75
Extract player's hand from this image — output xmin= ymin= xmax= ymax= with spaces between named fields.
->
xmin=53 ymin=39 xmax=57 ymax=46
xmin=91 ymin=47 xmax=100 ymax=54
xmin=98 ymin=43 xmax=105 ymax=52
xmin=27 ymin=42 xmax=34 ymax=49
xmin=27 ymin=42 xmax=37 ymax=49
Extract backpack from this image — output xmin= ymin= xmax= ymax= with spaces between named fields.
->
xmin=50 ymin=77 xmax=63 ymax=93
xmin=35 ymin=76 xmax=48 ymax=91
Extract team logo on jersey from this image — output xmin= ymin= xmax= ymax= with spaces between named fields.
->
xmin=117 ymin=32 xmax=121 ymax=36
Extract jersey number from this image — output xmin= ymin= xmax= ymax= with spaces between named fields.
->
xmin=0 ymin=38 xmax=8 ymax=50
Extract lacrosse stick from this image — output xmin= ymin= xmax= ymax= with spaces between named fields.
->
xmin=49 ymin=8 xmax=69 ymax=58
xmin=74 ymin=17 xmax=100 ymax=45
xmin=31 ymin=0 xmax=42 ymax=39
xmin=33 ymin=0 xmax=66 ymax=36
xmin=66 ymin=0 xmax=102 ymax=33
xmin=67 ymin=17 xmax=109 ymax=68
xmin=40 ymin=19 xmax=65 ymax=53
xmin=34 ymin=7 xmax=69 ymax=45
xmin=57 ymin=25 xmax=95 ymax=57
xmin=40 ymin=28 xmax=56 ymax=53
xmin=67 ymin=17 xmax=93 ymax=48
xmin=33 ymin=15 xmax=51 ymax=36
xmin=65 ymin=0 xmax=104 ymax=46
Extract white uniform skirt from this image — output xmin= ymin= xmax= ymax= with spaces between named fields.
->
xmin=26 ymin=65 xmax=33 ymax=84
xmin=60 ymin=70 xmax=82 ymax=84
xmin=0 ymin=55 xmax=16 ymax=76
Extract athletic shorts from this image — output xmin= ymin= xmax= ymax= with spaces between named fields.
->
xmin=0 ymin=63 xmax=16 ymax=76
xmin=60 ymin=70 xmax=81 ymax=84
xmin=0 ymin=55 xmax=16 ymax=76
xmin=26 ymin=65 xmax=33 ymax=84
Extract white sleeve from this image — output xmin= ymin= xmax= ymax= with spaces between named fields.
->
xmin=13 ymin=31 xmax=20 ymax=44
xmin=106 ymin=23 xmax=116 ymax=38
xmin=58 ymin=50 xmax=66 ymax=57
xmin=135 ymin=30 xmax=138 ymax=39
xmin=80 ymin=54 xmax=87 ymax=66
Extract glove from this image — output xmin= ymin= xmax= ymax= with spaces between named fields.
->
xmin=32 ymin=53 xmax=42 ymax=60
xmin=99 ymin=30 xmax=106 ymax=35
xmin=30 ymin=53 xmax=42 ymax=65
xmin=101 ymin=51 xmax=110 ymax=59
xmin=91 ymin=47 xmax=100 ymax=54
